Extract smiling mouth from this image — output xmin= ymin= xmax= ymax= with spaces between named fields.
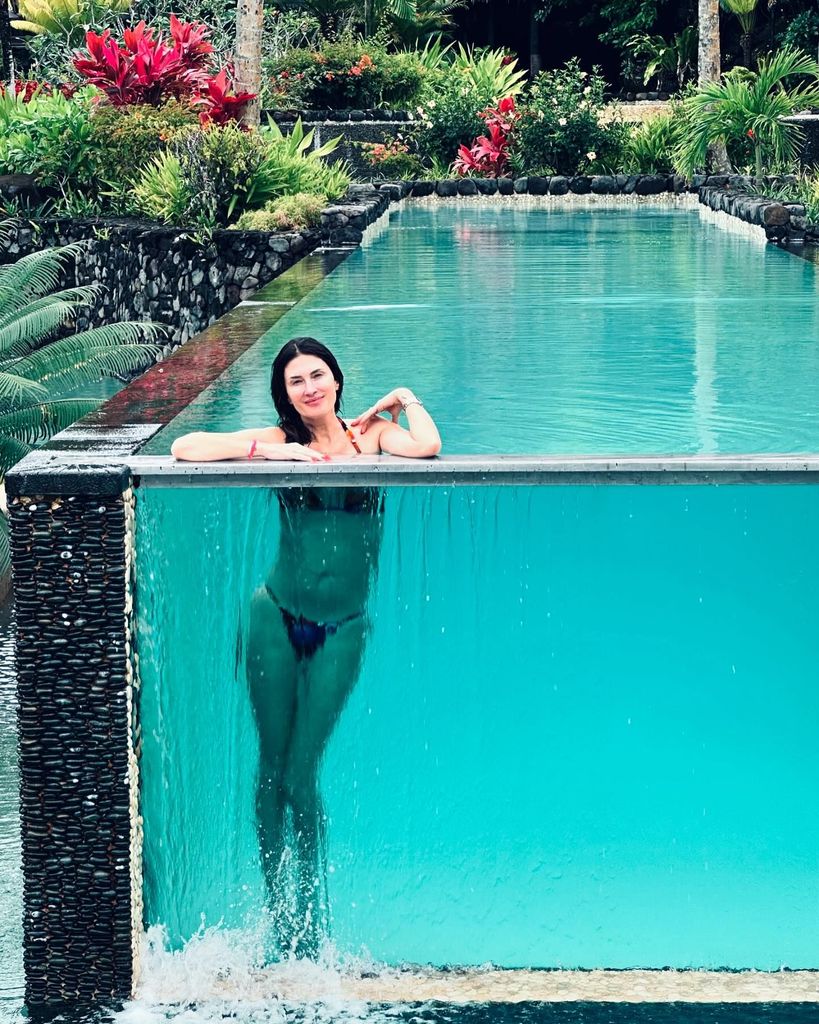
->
xmin=304 ymin=396 xmax=323 ymax=406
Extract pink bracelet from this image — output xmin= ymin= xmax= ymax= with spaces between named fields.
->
xmin=247 ymin=439 xmax=258 ymax=460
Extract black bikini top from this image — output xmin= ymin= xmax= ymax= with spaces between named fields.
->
xmin=278 ymin=487 xmax=383 ymax=515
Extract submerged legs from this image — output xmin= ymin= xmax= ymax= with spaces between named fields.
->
xmin=248 ymin=591 xmax=367 ymax=958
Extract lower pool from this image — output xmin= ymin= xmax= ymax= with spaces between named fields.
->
xmin=135 ymin=478 xmax=819 ymax=970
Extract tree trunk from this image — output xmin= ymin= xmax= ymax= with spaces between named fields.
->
xmin=529 ymin=3 xmax=541 ymax=77
xmin=741 ymin=32 xmax=752 ymax=69
xmin=0 ymin=0 xmax=12 ymax=81
xmin=698 ymin=0 xmax=730 ymax=172
xmin=235 ymin=0 xmax=264 ymax=127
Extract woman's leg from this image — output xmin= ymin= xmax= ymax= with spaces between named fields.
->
xmin=246 ymin=587 xmax=299 ymax=900
xmin=282 ymin=618 xmax=368 ymax=953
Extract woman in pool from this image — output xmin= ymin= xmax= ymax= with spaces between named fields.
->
xmin=171 ymin=337 xmax=440 ymax=956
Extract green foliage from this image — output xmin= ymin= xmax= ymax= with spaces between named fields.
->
xmin=622 ymin=112 xmax=679 ymax=172
xmin=0 ymin=232 xmax=161 ymax=478
xmin=410 ymin=47 xmax=522 ymax=168
xmin=625 ymin=27 xmax=697 ymax=89
xmin=720 ymin=0 xmax=758 ymax=37
xmin=132 ymin=120 xmax=350 ymax=228
xmin=781 ymin=11 xmax=819 ymax=55
xmin=0 ymin=87 xmax=99 ymax=189
xmin=87 ymin=101 xmax=200 ymax=212
xmin=265 ymin=38 xmax=424 ymax=109
xmin=674 ymin=47 xmax=819 ymax=177
xmin=386 ymin=0 xmax=465 ymax=46
xmin=451 ymin=45 xmax=527 ymax=100
xmin=511 ymin=60 xmax=629 ymax=175
xmin=360 ymin=135 xmax=423 ymax=178
xmin=236 ymin=192 xmax=327 ymax=230
xmin=12 ymin=0 xmax=131 ymax=45
xmin=756 ymin=171 xmax=819 ymax=222
xmin=411 ymin=69 xmax=487 ymax=168
xmin=133 ymin=125 xmax=285 ymax=228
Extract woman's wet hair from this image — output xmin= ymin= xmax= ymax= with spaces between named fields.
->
xmin=271 ymin=337 xmax=344 ymax=444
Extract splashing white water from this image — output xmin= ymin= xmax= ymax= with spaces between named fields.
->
xmin=117 ymin=926 xmax=409 ymax=1024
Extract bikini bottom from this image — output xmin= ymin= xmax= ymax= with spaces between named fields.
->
xmin=265 ymin=585 xmax=362 ymax=661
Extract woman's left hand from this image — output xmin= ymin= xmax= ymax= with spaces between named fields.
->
xmin=351 ymin=389 xmax=416 ymax=434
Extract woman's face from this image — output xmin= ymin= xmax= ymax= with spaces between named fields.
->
xmin=284 ymin=353 xmax=339 ymax=419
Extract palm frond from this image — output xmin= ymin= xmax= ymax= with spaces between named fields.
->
xmin=0 ymin=243 xmax=88 ymax=314
xmin=10 ymin=328 xmax=161 ymax=383
xmin=0 ymin=398 xmax=99 ymax=444
xmin=0 ymin=371 xmax=48 ymax=405
xmin=0 ymin=434 xmax=32 ymax=477
xmin=0 ymin=300 xmax=79 ymax=357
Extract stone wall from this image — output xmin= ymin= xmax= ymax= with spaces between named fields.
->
xmin=698 ymin=185 xmax=819 ymax=245
xmin=0 ymin=187 xmax=390 ymax=348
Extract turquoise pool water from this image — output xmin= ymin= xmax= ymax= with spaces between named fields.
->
xmin=144 ymin=201 xmax=819 ymax=456
xmin=136 ymin=481 xmax=819 ymax=969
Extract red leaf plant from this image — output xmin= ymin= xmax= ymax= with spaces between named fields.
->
xmin=454 ymin=96 xmax=518 ymax=178
xmin=195 ymin=68 xmax=255 ymax=125
xmin=73 ymin=16 xmax=254 ymax=121
xmin=0 ymin=80 xmax=77 ymax=101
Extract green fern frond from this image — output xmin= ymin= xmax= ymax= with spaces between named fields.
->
xmin=0 ymin=300 xmax=78 ymax=357
xmin=0 ymin=371 xmax=48 ymax=405
xmin=10 ymin=329 xmax=161 ymax=382
xmin=0 ymin=242 xmax=88 ymax=313
xmin=0 ymin=434 xmax=32 ymax=476
xmin=0 ymin=398 xmax=98 ymax=444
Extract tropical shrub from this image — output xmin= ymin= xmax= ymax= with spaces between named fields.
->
xmin=235 ymin=192 xmax=326 ymax=231
xmin=87 ymin=100 xmax=200 ymax=210
xmin=622 ymin=112 xmax=680 ymax=173
xmin=12 ymin=0 xmax=131 ymax=47
xmin=0 ymin=87 xmax=100 ymax=190
xmin=360 ymin=135 xmax=423 ymax=178
xmin=674 ymin=47 xmax=819 ymax=177
xmin=132 ymin=120 xmax=349 ymax=228
xmin=0 ymin=236 xmax=161 ymax=478
xmin=453 ymin=96 xmax=518 ymax=177
xmin=511 ymin=60 xmax=628 ymax=175
xmin=450 ymin=45 xmax=527 ymax=100
xmin=73 ymin=16 xmax=254 ymax=118
xmin=412 ymin=69 xmax=493 ymax=168
xmin=624 ymin=27 xmax=697 ymax=90
xmin=266 ymin=39 xmax=424 ymax=110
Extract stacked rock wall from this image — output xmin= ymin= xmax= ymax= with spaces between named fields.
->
xmin=8 ymin=467 xmax=136 ymax=1007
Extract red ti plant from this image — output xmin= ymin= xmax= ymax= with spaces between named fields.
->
xmin=195 ymin=68 xmax=256 ymax=125
xmin=73 ymin=15 xmax=254 ymax=121
xmin=454 ymin=96 xmax=519 ymax=178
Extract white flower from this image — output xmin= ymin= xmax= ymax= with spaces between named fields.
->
xmin=558 ymin=117 xmax=567 ymax=126
xmin=427 ymin=99 xmax=436 ymax=109
xmin=583 ymin=86 xmax=591 ymax=95
xmin=416 ymin=105 xmax=424 ymax=115
xmin=580 ymin=71 xmax=588 ymax=79
xmin=586 ymin=151 xmax=596 ymax=160
xmin=551 ymin=97 xmax=558 ymax=106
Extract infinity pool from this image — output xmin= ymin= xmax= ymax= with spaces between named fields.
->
xmin=144 ymin=200 xmax=819 ymax=456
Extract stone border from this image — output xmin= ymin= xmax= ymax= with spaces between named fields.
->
xmin=697 ymin=186 xmax=818 ymax=244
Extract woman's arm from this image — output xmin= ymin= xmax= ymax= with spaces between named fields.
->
xmin=351 ymin=389 xmax=441 ymax=458
xmin=171 ymin=426 xmax=324 ymax=463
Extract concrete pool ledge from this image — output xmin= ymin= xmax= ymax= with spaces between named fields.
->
xmin=9 ymin=451 xmax=819 ymax=496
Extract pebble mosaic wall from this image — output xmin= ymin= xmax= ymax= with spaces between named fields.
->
xmin=8 ymin=468 xmax=136 ymax=1007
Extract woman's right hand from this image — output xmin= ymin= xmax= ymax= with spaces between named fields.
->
xmin=256 ymin=441 xmax=329 ymax=463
